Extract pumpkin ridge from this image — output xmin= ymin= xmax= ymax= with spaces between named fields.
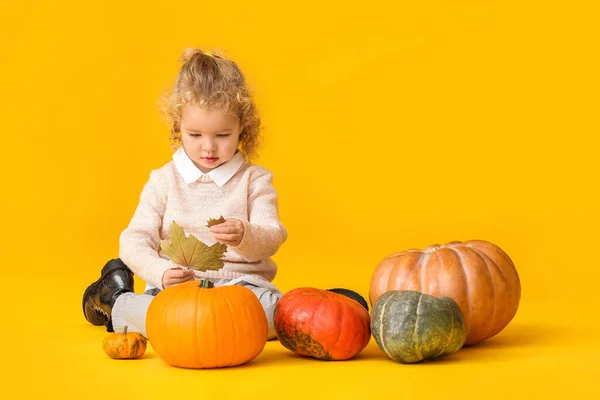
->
xmin=129 ymin=337 xmax=140 ymax=358
xmin=419 ymin=252 xmax=432 ymax=294
xmin=389 ymin=253 xmax=418 ymax=295
xmin=386 ymin=254 xmax=407 ymax=290
xmin=469 ymin=244 xmax=507 ymax=283
xmin=240 ymin=289 xmax=256 ymax=363
xmin=432 ymin=250 xmax=445 ymax=295
xmin=377 ymin=294 xmax=393 ymax=358
xmin=275 ymin=298 xmax=298 ymax=351
xmin=405 ymin=252 xmax=425 ymax=292
xmin=307 ymin=298 xmax=326 ymax=351
xmin=472 ymin=241 xmax=522 ymax=330
xmin=331 ymin=301 xmax=344 ymax=354
xmin=472 ymin=241 xmax=521 ymax=304
xmin=449 ymin=247 xmax=472 ymax=338
xmin=435 ymin=299 xmax=455 ymax=358
xmin=192 ymin=288 xmax=199 ymax=366
xmin=300 ymin=289 xmax=327 ymax=298
xmin=468 ymin=247 xmax=500 ymax=340
xmin=412 ymin=293 xmax=424 ymax=360
xmin=471 ymin=241 xmax=515 ymax=274
xmin=386 ymin=250 xmax=411 ymax=260
xmin=222 ymin=291 xmax=238 ymax=366
xmin=248 ymin=291 xmax=260 ymax=358
xmin=275 ymin=300 xmax=300 ymax=354
xmin=159 ymin=299 xmax=169 ymax=358
xmin=209 ymin=293 xmax=219 ymax=367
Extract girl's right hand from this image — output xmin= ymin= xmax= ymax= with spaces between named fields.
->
xmin=162 ymin=268 xmax=195 ymax=288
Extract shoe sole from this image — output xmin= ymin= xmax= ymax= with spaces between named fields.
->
xmin=82 ymin=259 xmax=130 ymax=326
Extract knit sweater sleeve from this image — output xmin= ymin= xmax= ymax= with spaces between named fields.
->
xmin=118 ymin=170 xmax=177 ymax=289
xmin=228 ymin=169 xmax=288 ymax=262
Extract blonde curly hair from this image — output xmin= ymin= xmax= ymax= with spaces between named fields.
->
xmin=158 ymin=48 xmax=263 ymax=160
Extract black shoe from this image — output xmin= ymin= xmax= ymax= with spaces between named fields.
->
xmin=83 ymin=258 xmax=134 ymax=329
xmin=326 ymin=288 xmax=369 ymax=311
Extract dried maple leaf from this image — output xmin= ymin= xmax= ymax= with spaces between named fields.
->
xmin=206 ymin=215 xmax=226 ymax=228
xmin=159 ymin=221 xmax=227 ymax=271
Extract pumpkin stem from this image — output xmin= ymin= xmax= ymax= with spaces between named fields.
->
xmin=123 ymin=326 xmax=128 ymax=335
xmin=199 ymin=280 xmax=214 ymax=289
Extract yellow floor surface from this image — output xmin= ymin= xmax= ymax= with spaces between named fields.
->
xmin=5 ymin=278 xmax=598 ymax=400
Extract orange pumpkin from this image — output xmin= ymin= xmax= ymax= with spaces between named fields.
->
xmin=102 ymin=326 xmax=147 ymax=359
xmin=146 ymin=280 xmax=268 ymax=368
xmin=274 ymin=288 xmax=371 ymax=360
xmin=370 ymin=240 xmax=520 ymax=345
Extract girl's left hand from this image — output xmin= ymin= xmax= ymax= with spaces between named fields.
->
xmin=210 ymin=218 xmax=245 ymax=246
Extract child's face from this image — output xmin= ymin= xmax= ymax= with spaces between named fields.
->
xmin=180 ymin=104 xmax=242 ymax=174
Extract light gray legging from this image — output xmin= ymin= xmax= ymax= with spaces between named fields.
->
xmin=111 ymin=278 xmax=283 ymax=340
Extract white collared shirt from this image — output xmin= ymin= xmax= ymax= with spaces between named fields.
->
xmin=172 ymin=147 xmax=246 ymax=187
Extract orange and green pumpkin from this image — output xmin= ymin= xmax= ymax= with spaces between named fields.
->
xmin=146 ymin=280 xmax=268 ymax=368
xmin=274 ymin=287 xmax=371 ymax=360
xmin=102 ymin=326 xmax=147 ymax=359
xmin=370 ymin=240 xmax=520 ymax=345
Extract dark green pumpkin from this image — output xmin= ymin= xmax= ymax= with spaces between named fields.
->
xmin=371 ymin=290 xmax=466 ymax=363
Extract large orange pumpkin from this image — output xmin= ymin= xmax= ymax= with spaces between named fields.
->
xmin=146 ymin=280 xmax=268 ymax=368
xmin=274 ymin=288 xmax=371 ymax=360
xmin=370 ymin=240 xmax=520 ymax=345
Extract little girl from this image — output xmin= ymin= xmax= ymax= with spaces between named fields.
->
xmin=82 ymin=48 xmax=288 ymax=339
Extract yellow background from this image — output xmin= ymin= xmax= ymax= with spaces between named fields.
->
xmin=1 ymin=1 xmax=598 ymax=398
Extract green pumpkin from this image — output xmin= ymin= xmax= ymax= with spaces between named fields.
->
xmin=371 ymin=290 xmax=466 ymax=363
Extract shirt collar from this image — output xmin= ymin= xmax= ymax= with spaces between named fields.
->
xmin=172 ymin=147 xmax=246 ymax=187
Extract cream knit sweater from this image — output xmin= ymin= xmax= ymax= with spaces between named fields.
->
xmin=118 ymin=148 xmax=288 ymax=290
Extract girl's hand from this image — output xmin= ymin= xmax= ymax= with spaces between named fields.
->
xmin=162 ymin=268 xmax=195 ymax=288
xmin=210 ymin=218 xmax=245 ymax=246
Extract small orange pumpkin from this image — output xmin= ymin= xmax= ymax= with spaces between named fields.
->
xmin=370 ymin=240 xmax=521 ymax=345
xmin=146 ymin=280 xmax=268 ymax=369
xmin=102 ymin=326 xmax=147 ymax=359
